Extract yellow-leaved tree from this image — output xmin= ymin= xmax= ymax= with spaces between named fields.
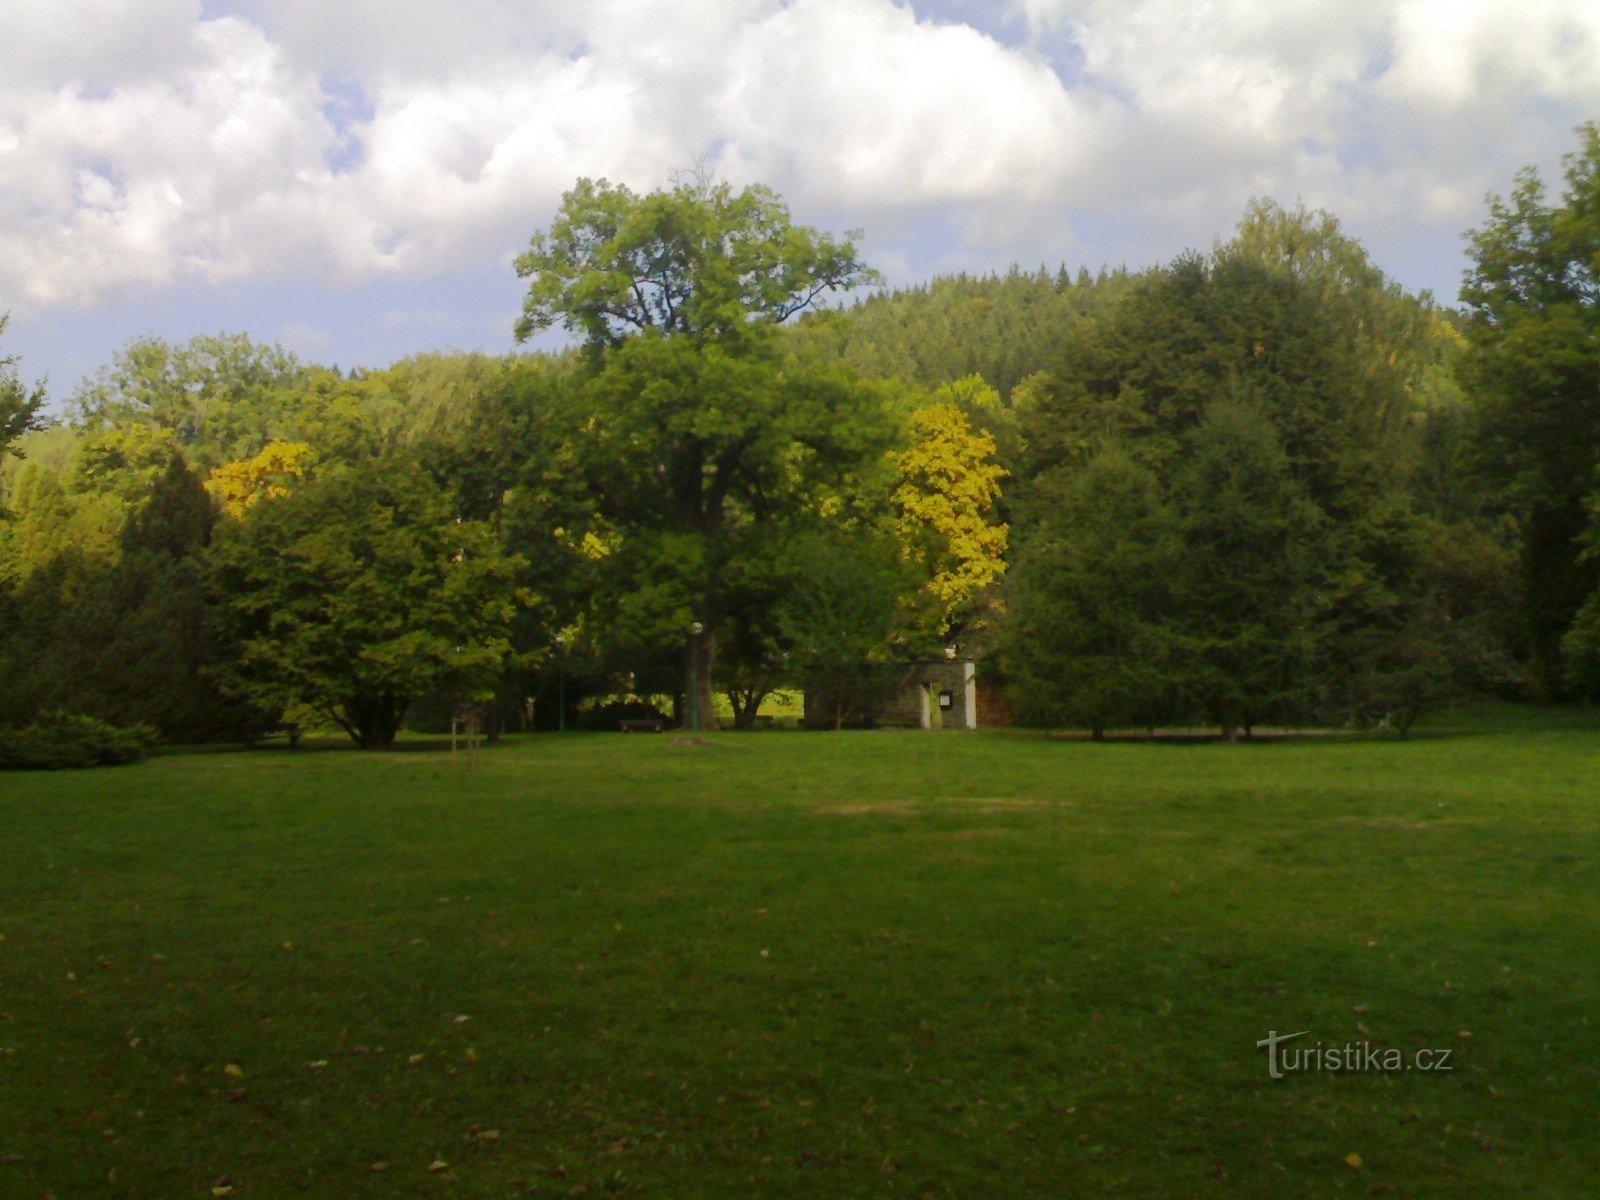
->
xmin=206 ymin=441 xmax=313 ymax=520
xmin=893 ymin=377 xmax=1009 ymax=647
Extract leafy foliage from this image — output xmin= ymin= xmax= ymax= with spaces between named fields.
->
xmin=0 ymin=712 xmax=155 ymax=770
xmin=1004 ymin=450 xmax=1178 ymax=736
xmin=1461 ymin=121 xmax=1600 ymax=694
xmin=513 ymin=173 xmax=893 ymax=729
xmin=893 ymin=379 xmax=1009 ymax=645
xmin=776 ymin=532 xmax=907 ymax=730
xmin=1 ymin=312 xmax=48 ymax=461
xmin=208 ymin=456 xmax=523 ymax=749
xmin=515 ymin=173 xmax=878 ymax=348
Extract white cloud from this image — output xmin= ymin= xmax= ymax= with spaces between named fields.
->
xmin=2 ymin=0 xmax=1598 ymax=317
xmin=0 ymin=14 xmax=341 ymax=305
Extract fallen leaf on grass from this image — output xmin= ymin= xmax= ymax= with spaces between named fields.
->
xmin=223 ymin=1064 xmax=244 ymax=1078
xmin=1344 ymin=1153 xmax=1364 ymax=1169
xmin=427 ymin=1159 xmax=449 ymax=1173
xmin=369 ymin=1163 xmax=388 ymax=1173
xmin=452 ymin=1015 xmax=470 ymax=1025
xmin=408 ymin=1054 xmax=425 ymax=1066
xmin=306 ymin=1060 xmax=328 ymax=1070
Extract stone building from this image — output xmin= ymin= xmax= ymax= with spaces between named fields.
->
xmin=803 ymin=658 xmax=1010 ymax=730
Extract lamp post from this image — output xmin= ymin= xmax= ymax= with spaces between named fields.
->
xmin=688 ymin=620 xmax=704 ymax=732
xmin=554 ymin=634 xmax=566 ymax=733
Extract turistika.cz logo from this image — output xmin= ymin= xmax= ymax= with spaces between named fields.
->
xmin=1257 ymin=1030 xmax=1456 ymax=1079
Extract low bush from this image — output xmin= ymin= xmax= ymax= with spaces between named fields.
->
xmin=0 ymin=712 xmax=157 ymax=770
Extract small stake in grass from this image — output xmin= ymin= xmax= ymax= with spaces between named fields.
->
xmin=451 ymin=703 xmax=483 ymax=770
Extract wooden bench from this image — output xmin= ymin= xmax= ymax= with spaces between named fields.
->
xmin=618 ymin=718 xmax=667 ymax=733
xmin=244 ymin=722 xmax=301 ymax=747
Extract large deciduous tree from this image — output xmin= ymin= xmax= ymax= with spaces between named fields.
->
xmin=515 ymin=174 xmax=876 ymax=348
xmin=69 ymin=333 xmax=305 ymax=466
xmin=1461 ymin=122 xmax=1600 ymax=694
xmin=893 ymin=377 xmax=1010 ymax=648
xmin=513 ymin=173 xmax=885 ymax=729
xmin=208 ymin=458 xmax=522 ymax=749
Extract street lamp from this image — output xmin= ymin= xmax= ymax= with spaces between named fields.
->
xmin=688 ymin=620 xmax=704 ymax=732
xmin=554 ymin=634 xmax=567 ymax=733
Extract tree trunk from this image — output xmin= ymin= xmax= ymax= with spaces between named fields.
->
xmin=346 ymin=693 xmax=406 ymax=749
xmin=683 ymin=629 xmax=716 ymax=732
xmin=728 ymin=687 xmax=768 ymax=730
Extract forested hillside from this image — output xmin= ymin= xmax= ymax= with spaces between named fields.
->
xmin=3 ymin=126 xmax=1597 ymax=750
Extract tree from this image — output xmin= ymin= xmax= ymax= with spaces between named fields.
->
xmin=0 ymin=456 xmax=263 ymax=740
xmin=1461 ymin=122 xmax=1600 ymax=693
xmin=893 ymin=378 xmax=1010 ymax=647
xmin=1003 ymin=449 xmax=1178 ymax=738
xmin=513 ymin=174 xmax=886 ymax=730
xmin=515 ymin=174 xmax=877 ymax=348
xmin=1171 ymin=399 xmax=1328 ymax=735
xmin=206 ymin=441 xmax=314 ymax=519
xmin=208 ymin=457 xmax=523 ymax=748
xmin=1 ymin=313 xmax=47 ymax=461
xmin=1008 ymin=204 xmax=1459 ymax=735
xmin=776 ymin=532 xmax=906 ymax=730
xmin=69 ymin=333 xmax=305 ymax=465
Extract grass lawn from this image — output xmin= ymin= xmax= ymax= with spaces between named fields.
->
xmin=2 ymin=707 xmax=1597 ymax=1197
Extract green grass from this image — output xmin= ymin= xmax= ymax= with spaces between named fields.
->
xmin=2 ymin=707 xmax=1598 ymax=1197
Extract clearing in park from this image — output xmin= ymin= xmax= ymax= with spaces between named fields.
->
xmin=1 ymin=706 xmax=1597 ymax=1197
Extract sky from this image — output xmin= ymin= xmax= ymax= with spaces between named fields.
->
xmin=3 ymin=0 xmax=1598 ymax=408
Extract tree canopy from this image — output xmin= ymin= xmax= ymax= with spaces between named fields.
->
xmin=1 ymin=314 xmax=47 ymax=462
xmin=1461 ymin=121 xmax=1600 ymax=694
xmin=1 ymin=160 xmax=1586 ymax=747
xmin=514 ymin=174 xmax=878 ymax=349
xmin=511 ymin=173 xmax=893 ymax=730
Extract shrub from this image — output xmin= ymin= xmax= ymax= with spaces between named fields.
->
xmin=0 ymin=713 xmax=157 ymax=770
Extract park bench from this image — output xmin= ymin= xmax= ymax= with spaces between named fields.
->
xmin=618 ymin=717 xmax=667 ymax=732
xmin=244 ymin=722 xmax=301 ymax=748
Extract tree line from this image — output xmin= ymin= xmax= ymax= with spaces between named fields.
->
xmin=2 ymin=126 xmax=1597 ymax=748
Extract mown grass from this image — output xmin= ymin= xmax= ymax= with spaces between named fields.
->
xmin=2 ymin=706 xmax=1597 ymax=1197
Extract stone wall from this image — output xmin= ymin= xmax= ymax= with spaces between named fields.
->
xmin=805 ymin=659 xmax=982 ymax=729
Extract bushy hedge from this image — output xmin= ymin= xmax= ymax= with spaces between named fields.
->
xmin=0 ymin=713 xmax=157 ymax=770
